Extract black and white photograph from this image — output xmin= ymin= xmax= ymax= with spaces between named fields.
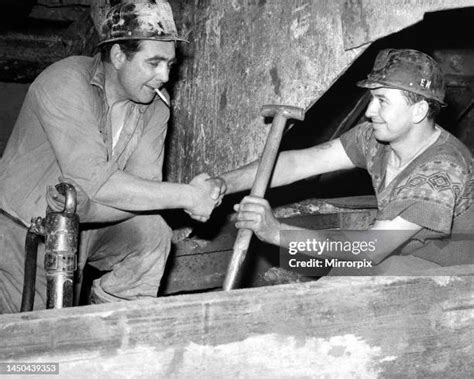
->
xmin=0 ymin=0 xmax=473 ymax=377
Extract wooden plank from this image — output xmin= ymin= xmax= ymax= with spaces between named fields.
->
xmin=30 ymin=5 xmax=88 ymax=22
xmin=1 ymin=266 xmax=472 ymax=377
xmin=324 ymin=195 xmax=378 ymax=209
xmin=161 ymin=205 xmax=375 ymax=294
xmin=37 ymin=0 xmax=92 ymax=6
xmin=160 ymin=212 xmax=339 ymax=294
xmin=0 ymin=10 xmax=97 ymax=82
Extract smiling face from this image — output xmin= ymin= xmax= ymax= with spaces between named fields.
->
xmin=112 ymin=40 xmax=176 ymax=104
xmin=365 ymin=87 xmax=419 ymax=144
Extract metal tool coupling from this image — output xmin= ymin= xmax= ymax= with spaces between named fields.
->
xmin=44 ymin=183 xmax=79 ymax=309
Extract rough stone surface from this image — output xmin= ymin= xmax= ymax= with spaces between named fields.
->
xmin=167 ymin=0 xmax=365 ymax=183
xmin=341 ymin=0 xmax=474 ymax=49
xmin=166 ymin=0 xmax=474 ymax=183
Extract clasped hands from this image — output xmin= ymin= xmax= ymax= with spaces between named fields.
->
xmin=185 ymin=173 xmax=227 ymax=222
xmin=187 ymin=176 xmax=281 ymax=244
xmin=187 ymin=177 xmax=281 ymax=244
xmin=46 ymin=175 xmax=278 ymax=240
xmin=46 ymin=174 xmax=227 ymax=224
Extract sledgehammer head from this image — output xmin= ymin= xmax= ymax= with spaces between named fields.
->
xmin=261 ymin=105 xmax=305 ymax=121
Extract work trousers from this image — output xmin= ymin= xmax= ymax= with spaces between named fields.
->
xmin=0 ymin=212 xmax=171 ymax=314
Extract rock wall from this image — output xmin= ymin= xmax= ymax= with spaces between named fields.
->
xmin=166 ymin=0 xmax=474 ymax=183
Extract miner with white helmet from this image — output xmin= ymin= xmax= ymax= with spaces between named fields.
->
xmin=0 ymin=0 xmax=225 ymax=312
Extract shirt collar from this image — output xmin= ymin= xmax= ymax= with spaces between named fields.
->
xmin=90 ymin=54 xmax=105 ymax=92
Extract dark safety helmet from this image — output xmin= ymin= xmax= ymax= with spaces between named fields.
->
xmin=357 ymin=49 xmax=446 ymax=106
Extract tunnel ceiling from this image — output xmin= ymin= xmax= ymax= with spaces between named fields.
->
xmin=341 ymin=0 xmax=474 ymax=49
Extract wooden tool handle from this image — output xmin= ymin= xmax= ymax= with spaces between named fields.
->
xmin=223 ymin=106 xmax=304 ymax=290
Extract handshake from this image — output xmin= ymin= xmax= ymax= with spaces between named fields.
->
xmin=45 ymin=174 xmax=228 ymax=224
xmin=185 ymin=173 xmax=227 ymax=222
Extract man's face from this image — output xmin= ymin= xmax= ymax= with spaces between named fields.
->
xmin=365 ymin=87 xmax=416 ymax=143
xmin=115 ymin=40 xmax=176 ymax=104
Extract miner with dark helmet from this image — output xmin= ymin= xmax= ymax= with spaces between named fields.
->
xmin=222 ymin=48 xmax=473 ymax=273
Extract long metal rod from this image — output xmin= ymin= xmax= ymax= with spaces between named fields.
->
xmin=20 ymin=230 xmax=40 ymax=312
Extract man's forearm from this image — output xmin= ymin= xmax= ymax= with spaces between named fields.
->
xmin=92 ymin=170 xmax=196 ymax=211
xmin=221 ymin=160 xmax=259 ymax=194
xmin=84 ymin=201 xmax=135 ymax=223
xmin=221 ymin=140 xmax=355 ymax=194
xmin=221 ymin=151 xmax=300 ymax=194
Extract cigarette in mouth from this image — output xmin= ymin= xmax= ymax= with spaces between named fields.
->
xmin=154 ymin=88 xmax=170 ymax=108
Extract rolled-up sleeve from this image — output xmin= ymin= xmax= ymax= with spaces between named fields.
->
xmin=339 ymin=121 xmax=375 ymax=169
xmin=30 ymin=68 xmax=118 ymax=197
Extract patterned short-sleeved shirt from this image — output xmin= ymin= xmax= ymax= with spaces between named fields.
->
xmin=340 ymin=122 xmax=473 ymax=265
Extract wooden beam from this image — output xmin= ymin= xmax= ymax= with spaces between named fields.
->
xmin=30 ymin=5 xmax=88 ymax=22
xmin=1 ymin=266 xmax=472 ymax=377
xmin=0 ymin=10 xmax=97 ymax=83
xmin=37 ymin=0 xmax=92 ymax=6
xmin=161 ymin=202 xmax=376 ymax=294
